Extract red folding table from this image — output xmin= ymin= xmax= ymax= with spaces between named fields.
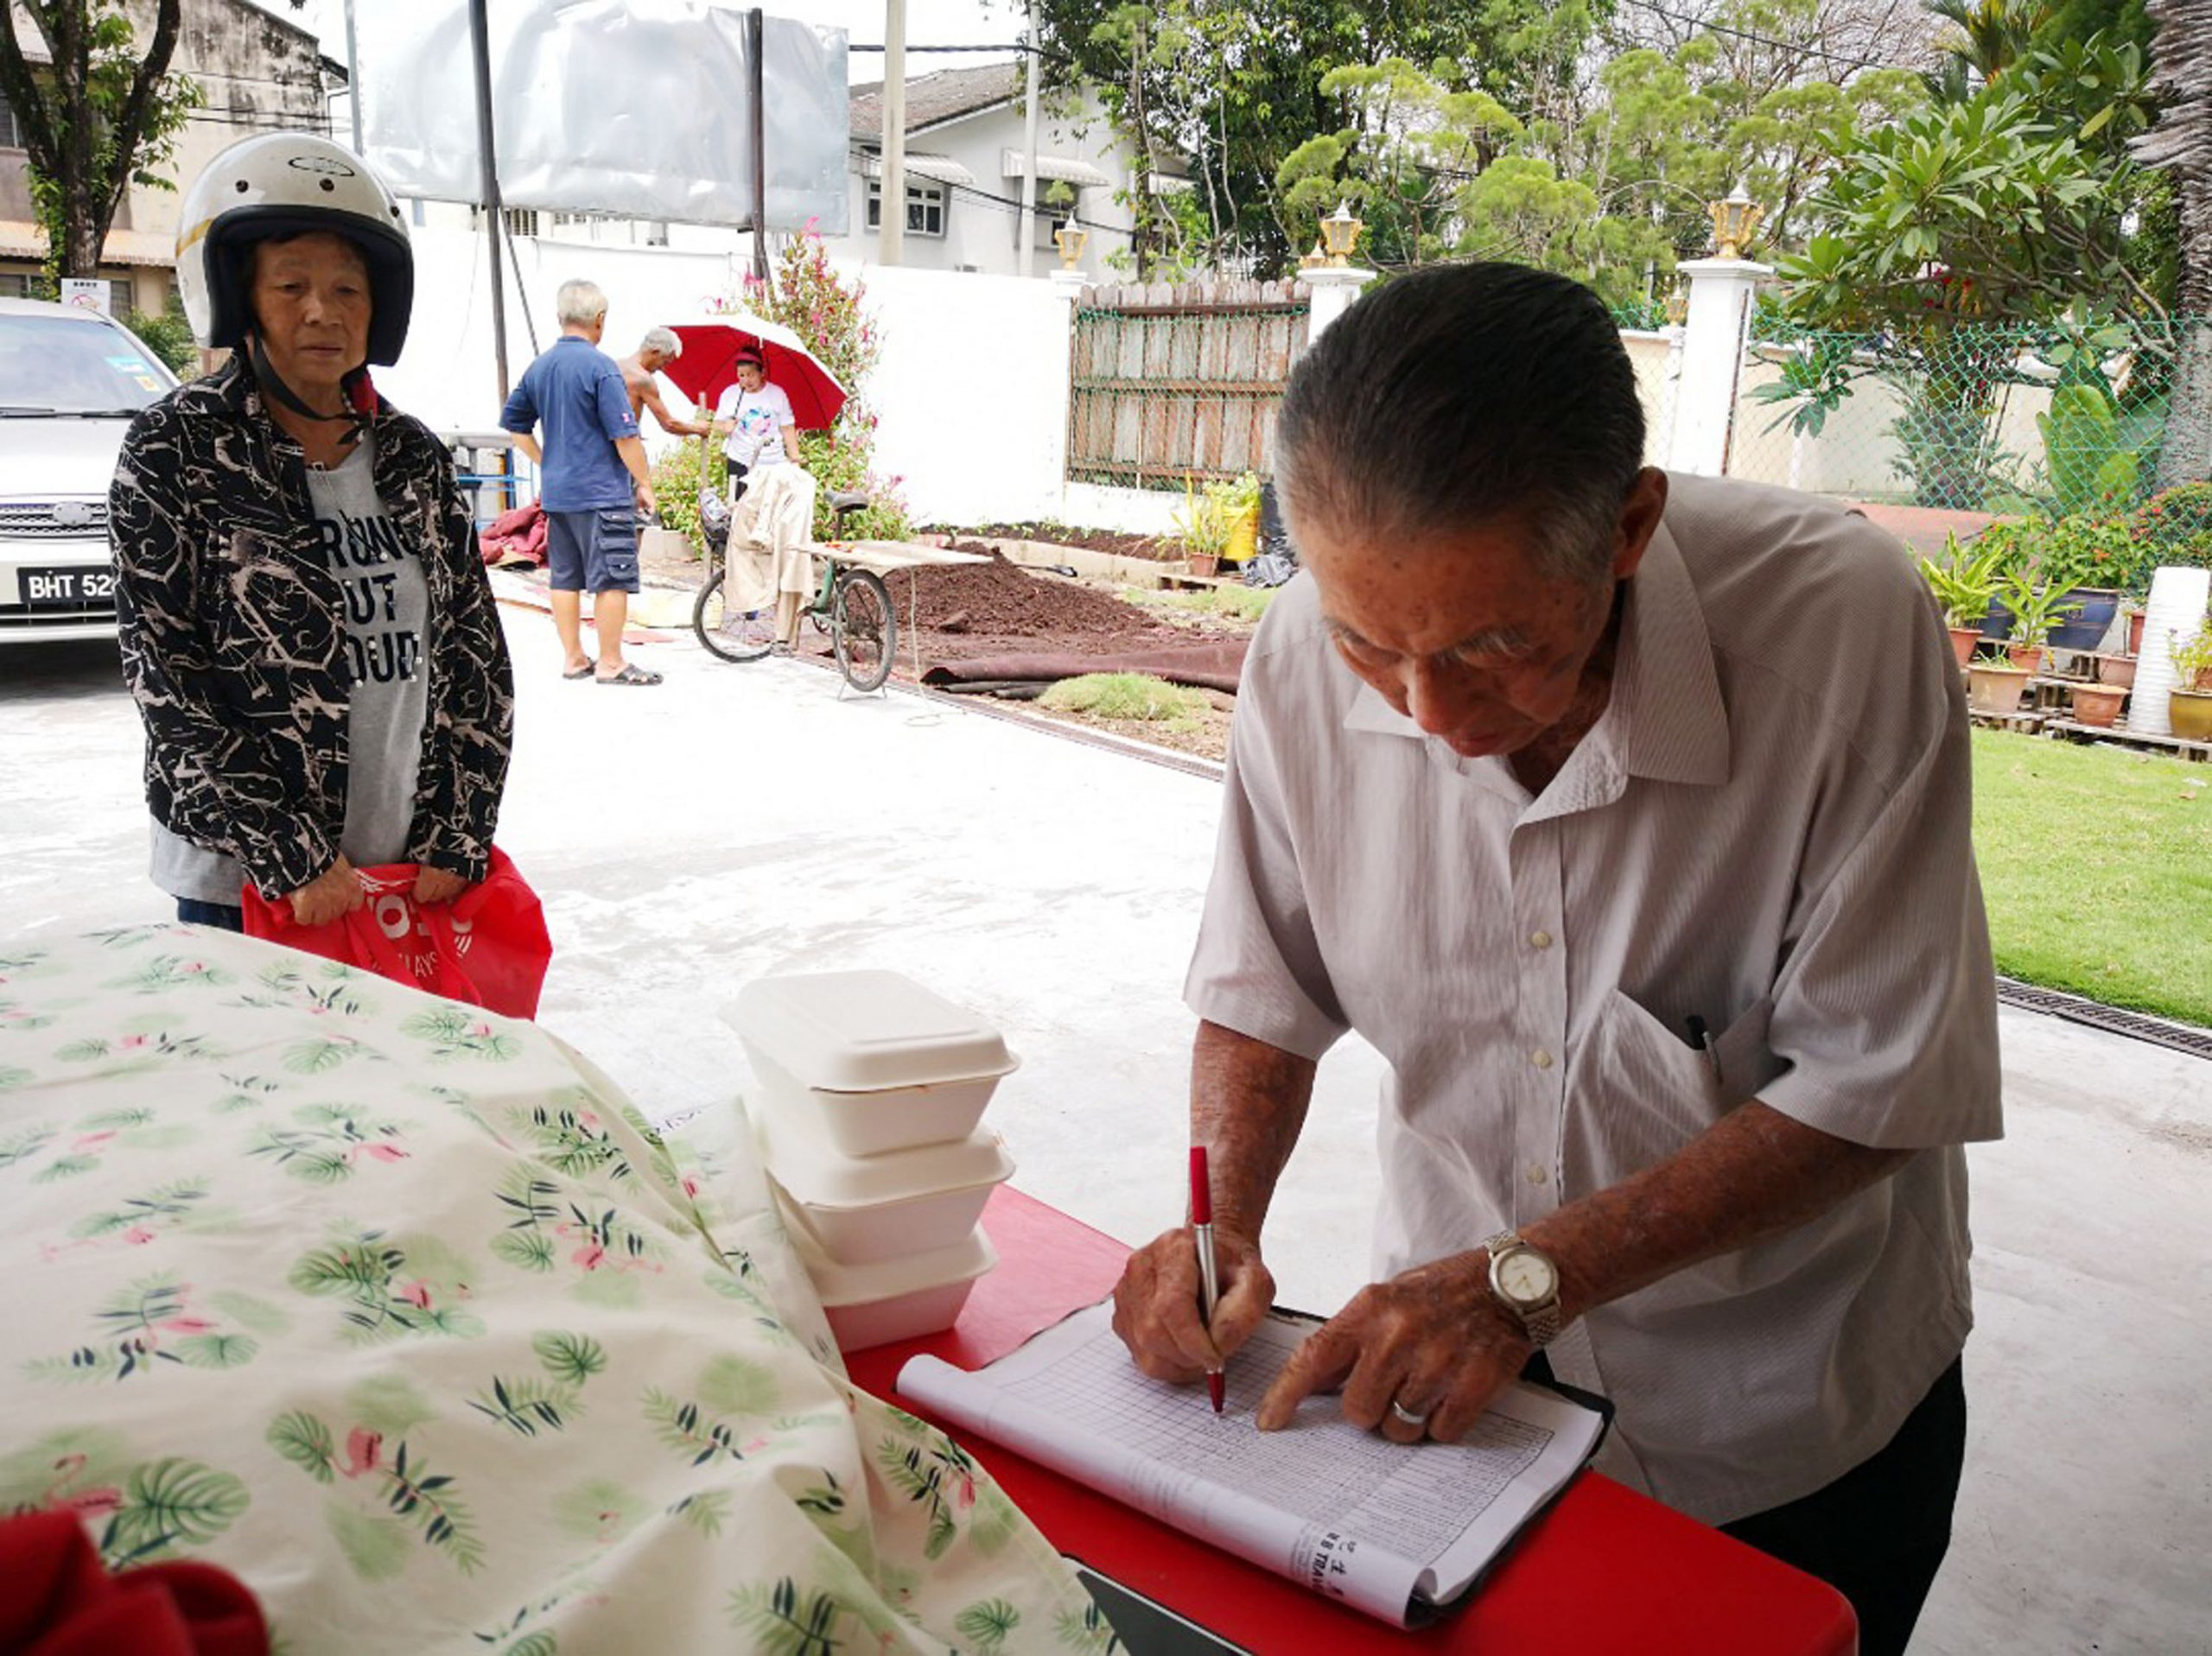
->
xmin=846 ymin=1187 xmax=1859 ymax=1656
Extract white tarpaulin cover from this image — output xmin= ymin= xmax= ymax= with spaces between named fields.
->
xmin=356 ymin=0 xmax=849 ymax=233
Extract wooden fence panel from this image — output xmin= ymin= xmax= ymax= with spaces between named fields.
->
xmin=1066 ymin=277 xmax=1311 ymax=489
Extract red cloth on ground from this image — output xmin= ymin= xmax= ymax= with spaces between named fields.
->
xmin=478 ymin=498 xmax=547 ymax=567
xmin=0 ymin=1511 xmax=266 ymax=1655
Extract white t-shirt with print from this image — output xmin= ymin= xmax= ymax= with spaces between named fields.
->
xmin=715 ymin=380 xmax=796 ymax=471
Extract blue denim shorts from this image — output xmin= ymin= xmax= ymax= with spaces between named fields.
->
xmin=545 ymin=506 xmax=640 ymax=594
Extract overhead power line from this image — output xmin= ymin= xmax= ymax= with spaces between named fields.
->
xmin=1621 ymin=1 xmax=1899 ymax=75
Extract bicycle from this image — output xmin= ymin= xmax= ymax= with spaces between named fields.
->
xmin=691 ymin=488 xmax=899 ymax=694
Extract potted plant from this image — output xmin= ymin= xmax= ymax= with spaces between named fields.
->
xmin=2069 ymin=682 xmax=2126 ymax=729
xmin=2169 ymin=622 xmax=2212 ymax=742
xmin=1217 ymin=473 xmax=1262 ymax=565
xmin=1175 ymin=484 xmax=1235 ymax=578
xmin=2094 ymin=652 xmax=2138 ymax=689
xmin=1967 ymin=657 xmax=2035 ymax=714
xmin=1997 ymin=572 xmax=2082 ymax=677
xmin=1918 ymin=535 xmax=2002 ymax=666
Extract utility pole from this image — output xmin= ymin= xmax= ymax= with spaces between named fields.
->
xmin=342 ymin=0 xmax=364 ymax=152
xmin=467 ymin=0 xmax=510 ymax=398
xmin=748 ymin=8 xmax=768 ymax=283
xmin=880 ymin=0 xmax=906 ymax=266
xmin=1017 ymin=0 xmax=1040 ymax=279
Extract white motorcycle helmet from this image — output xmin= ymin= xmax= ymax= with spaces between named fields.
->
xmin=175 ymin=131 xmax=413 ymax=366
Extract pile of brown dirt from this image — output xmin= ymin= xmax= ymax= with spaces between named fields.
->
xmin=919 ymin=523 xmax=1181 ymax=562
xmin=881 ymin=550 xmax=1170 ymax=640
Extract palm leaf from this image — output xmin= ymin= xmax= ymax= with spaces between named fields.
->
xmin=490 ymin=1232 xmax=556 ymax=1272
xmin=531 ymin=1331 xmax=607 ymax=1386
xmin=467 ymin=1374 xmax=581 ymax=1436
xmin=175 ymin=1334 xmax=257 ymax=1369
xmin=954 ymin=1598 xmax=1021 ymax=1649
xmin=669 ymin=1488 xmax=734 ymax=1538
xmin=266 ymin=1411 xmax=337 ymax=1482
xmin=99 ymin=1459 xmax=250 ymax=1567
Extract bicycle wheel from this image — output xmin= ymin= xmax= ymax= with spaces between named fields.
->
xmin=831 ymin=568 xmax=898 ymax=693
xmin=692 ymin=568 xmax=775 ymax=663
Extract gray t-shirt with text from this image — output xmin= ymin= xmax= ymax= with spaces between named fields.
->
xmin=150 ymin=441 xmax=431 ymax=903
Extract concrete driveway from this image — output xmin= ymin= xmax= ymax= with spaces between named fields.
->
xmin=2 ymin=609 xmax=2204 ymax=1653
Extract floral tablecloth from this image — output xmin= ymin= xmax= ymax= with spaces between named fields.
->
xmin=0 ymin=925 xmax=1113 ymax=1653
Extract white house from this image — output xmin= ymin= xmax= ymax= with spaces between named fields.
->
xmin=830 ymin=63 xmax=1152 ymax=281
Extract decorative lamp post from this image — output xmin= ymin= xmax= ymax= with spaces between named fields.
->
xmin=1299 ymin=241 xmax=1327 ymax=271
xmin=1054 ymin=219 xmax=1089 ymax=270
xmin=1320 ymin=201 xmax=1364 ymax=266
xmin=1662 ymin=284 xmax=1689 ymax=327
xmin=1707 ymin=186 xmax=1763 ymax=260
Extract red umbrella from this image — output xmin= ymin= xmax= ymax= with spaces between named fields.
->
xmin=660 ymin=309 xmax=847 ymax=429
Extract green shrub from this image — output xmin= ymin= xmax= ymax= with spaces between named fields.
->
xmin=121 ymin=295 xmax=200 ymax=378
xmin=645 ymin=441 xmax=724 ymax=551
xmin=1038 ymin=673 xmax=1211 ymax=723
xmin=2126 ymin=483 xmax=2212 ymax=574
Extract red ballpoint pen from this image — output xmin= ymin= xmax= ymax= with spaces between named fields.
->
xmin=1190 ymin=1145 xmax=1224 ymax=1413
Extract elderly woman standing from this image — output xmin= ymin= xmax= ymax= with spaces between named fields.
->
xmin=111 ymin=132 xmax=513 ymax=931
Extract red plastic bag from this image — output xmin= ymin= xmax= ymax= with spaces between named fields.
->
xmin=241 ymin=847 xmax=552 ymax=1020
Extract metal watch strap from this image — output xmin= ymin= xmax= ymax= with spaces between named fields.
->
xmin=1483 ymin=1228 xmax=1563 ymax=1348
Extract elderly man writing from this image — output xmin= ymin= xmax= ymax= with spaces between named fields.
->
xmin=1112 ymin=263 xmax=2000 ymax=1656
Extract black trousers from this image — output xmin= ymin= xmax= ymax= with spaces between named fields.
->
xmin=1526 ymin=1353 xmax=1967 ymax=1656
xmin=1718 ymin=1359 xmax=1967 ymax=1656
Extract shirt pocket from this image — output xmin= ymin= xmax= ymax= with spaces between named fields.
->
xmin=1563 ymin=990 xmax=1779 ymax=1186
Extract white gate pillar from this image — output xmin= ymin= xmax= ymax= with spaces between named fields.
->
xmin=1668 ymin=255 xmax=1770 ymax=477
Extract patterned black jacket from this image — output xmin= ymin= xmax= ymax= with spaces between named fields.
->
xmin=110 ymin=357 xmax=515 ymax=898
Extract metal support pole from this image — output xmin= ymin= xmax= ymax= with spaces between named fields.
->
xmin=748 ymin=8 xmax=769 ymax=284
xmin=880 ymin=0 xmax=906 ymax=266
xmin=342 ymin=0 xmax=365 ymax=153
xmin=1017 ymin=0 xmax=1040 ymax=279
xmin=467 ymin=0 xmax=511 ymax=399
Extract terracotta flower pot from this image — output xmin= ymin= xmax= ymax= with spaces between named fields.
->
xmin=2095 ymin=654 xmax=2138 ymax=689
xmin=2128 ymin=609 xmax=2147 ymax=655
xmin=2170 ymin=688 xmax=2212 ymax=743
xmin=1948 ymin=626 xmax=1981 ymax=667
xmin=1186 ymin=552 xmax=1221 ymax=578
xmin=2070 ymin=684 xmax=2126 ymax=728
xmin=2005 ymin=644 xmax=2044 ymax=676
xmin=1967 ymin=663 xmax=2032 ymax=714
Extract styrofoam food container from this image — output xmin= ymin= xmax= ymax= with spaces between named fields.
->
xmin=753 ymin=1100 xmax=1015 ymax=1266
xmin=728 ymin=971 xmax=1020 ymax=1156
xmin=795 ymin=1224 xmax=999 ymax=1352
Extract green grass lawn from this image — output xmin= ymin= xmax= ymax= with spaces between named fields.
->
xmin=1972 ymin=730 xmax=2212 ymax=1027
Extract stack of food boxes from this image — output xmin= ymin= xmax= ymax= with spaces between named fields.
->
xmin=728 ymin=970 xmax=1019 ymax=1351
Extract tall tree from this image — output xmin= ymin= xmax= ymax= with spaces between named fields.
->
xmin=0 ymin=1 xmax=201 ymax=282
xmin=1027 ymin=0 xmax=1582 ymax=276
xmin=2134 ymin=0 xmax=2212 ymax=485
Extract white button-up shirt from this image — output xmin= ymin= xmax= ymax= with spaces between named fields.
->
xmin=1186 ymin=473 xmax=2003 ymax=1525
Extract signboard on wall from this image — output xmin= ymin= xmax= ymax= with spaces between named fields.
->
xmin=60 ymin=279 xmax=110 ymax=317
xmin=354 ymin=0 xmax=849 ymax=234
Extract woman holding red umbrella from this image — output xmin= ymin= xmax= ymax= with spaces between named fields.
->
xmin=710 ymin=345 xmax=817 ymax=647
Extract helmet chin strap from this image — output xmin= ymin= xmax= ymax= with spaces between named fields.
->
xmin=245 ymin=333 xmax=372 ymax=448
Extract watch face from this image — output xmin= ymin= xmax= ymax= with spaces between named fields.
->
xmin=1497 ymin=1250 xmax=1557 ymax=1305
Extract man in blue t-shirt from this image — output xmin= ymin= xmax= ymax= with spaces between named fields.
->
xmin=501 ymin=278 xmax=663 ymax=686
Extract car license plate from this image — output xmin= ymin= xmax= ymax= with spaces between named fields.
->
xmin=16 ymin=566 xmax=116 ymax=608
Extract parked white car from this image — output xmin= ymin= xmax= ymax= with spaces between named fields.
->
xmin=0 ymin=298 xmax=181 ymax=644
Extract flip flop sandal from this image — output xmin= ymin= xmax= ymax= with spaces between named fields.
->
xmin=596 ymin=663 xmax=664 ymax=687
xmin=563 ymin=660 xmax=596 ymax=681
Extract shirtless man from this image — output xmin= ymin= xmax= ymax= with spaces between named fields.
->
xmin=617 ymin=327 xmax=711 ymax=439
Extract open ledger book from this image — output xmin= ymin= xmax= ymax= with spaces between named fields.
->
xmin=897 ymin=1301 xmax=1609 ymax=1628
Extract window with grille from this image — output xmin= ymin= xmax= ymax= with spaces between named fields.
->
xmin=864 ymin=177 xmax=945 ymax=238
xmin=0 ymin=86 xmax=22 ymax=150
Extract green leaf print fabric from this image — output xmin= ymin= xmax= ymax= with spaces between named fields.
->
xmin=0 ymin=928 xmax=1107 ymax=1652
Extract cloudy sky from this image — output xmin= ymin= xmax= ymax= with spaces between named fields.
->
xmin=283 ymin=0 xmax=1027 ymax=73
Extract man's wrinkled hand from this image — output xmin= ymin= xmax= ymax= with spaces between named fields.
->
xmin=1256 ymin=1251 xmax=1530 ymax=1443
xmin=636 ymin=482 xmax=658 ymax=518
xmin=1111 ymin=1224 xmax=1274 ymax=1387
xmin=287 ymin=857 xmax=364 ymax=928
xmin=412 ymin=866 xmax=470 ymax=905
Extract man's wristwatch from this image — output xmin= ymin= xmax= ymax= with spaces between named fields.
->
xmin=1482 ymin=1229 xmax=1564 ymax=1348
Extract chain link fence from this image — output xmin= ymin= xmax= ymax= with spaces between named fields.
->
xmin=1067 ymin=282 xmax=1309 ymax=492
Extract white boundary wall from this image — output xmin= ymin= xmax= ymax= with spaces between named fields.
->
xmin=837 ymin=260 xmax=1074 ymax=526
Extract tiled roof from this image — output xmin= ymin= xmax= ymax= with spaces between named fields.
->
xmin=849 ymin=62 xmax=1020 ymax=139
